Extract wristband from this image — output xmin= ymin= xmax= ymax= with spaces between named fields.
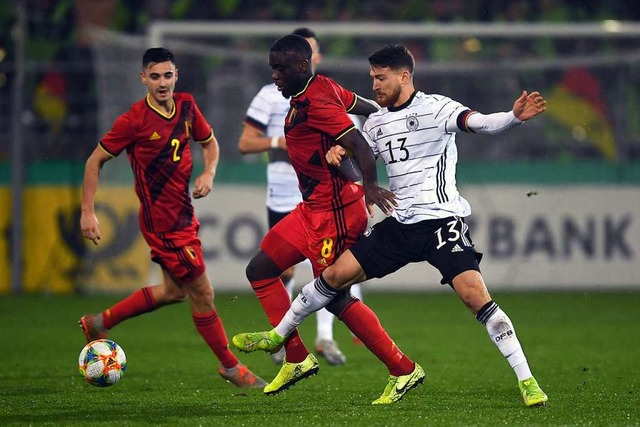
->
xmin=270 ymin=136 xmax=279 ymax=148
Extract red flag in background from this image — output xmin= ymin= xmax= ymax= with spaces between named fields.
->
xmin=547 ymin=67 xmax=616 ymax=160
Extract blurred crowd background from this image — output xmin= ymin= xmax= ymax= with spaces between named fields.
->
xmin=2 ymin=1 xmax=640 ymax=294
xmin=0 ymin=0 xmax=639 ymax=165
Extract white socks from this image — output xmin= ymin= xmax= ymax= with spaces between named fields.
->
xmin=283 ymin=274 xmax=340 ymax=342
xmin=315 ymin=308 xmax=335 ymax=341
xmin=477 ymin=301 xmax=533 ymax=381
xmin=275 ymin=275 xmax=337 ymax=338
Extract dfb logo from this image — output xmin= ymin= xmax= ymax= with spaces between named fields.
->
xmin=494 ymin=329 xmax=513 ymax=343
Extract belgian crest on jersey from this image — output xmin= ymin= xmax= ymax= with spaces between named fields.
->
xmin=406 ymin=114 xmax=419 ymax=131
xmin=285 ymin=108 xmax=297 ymax=128
xmin=286 ymin=98 xmax=310 ymax=131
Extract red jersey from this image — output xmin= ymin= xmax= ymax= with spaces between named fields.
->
xmin=99 ymin=92 xmax=214 ymax=233
xmin=284 ymin=74 xmax=365 ymax=212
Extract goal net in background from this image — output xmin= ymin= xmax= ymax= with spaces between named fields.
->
xmin=90 ymin=21 xmax=640 ymax=166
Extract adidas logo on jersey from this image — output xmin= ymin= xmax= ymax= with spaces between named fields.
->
xmin=451 ymin=244 xmax=464 ymax=253
xmin=150 ymin=131 xmax=161 ymax=140
xmin=376 ymin=128 xmax=383 ymax=138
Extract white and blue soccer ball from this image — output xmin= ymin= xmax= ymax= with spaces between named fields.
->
xmin=78 ymin=339 xmax=127 ymax=387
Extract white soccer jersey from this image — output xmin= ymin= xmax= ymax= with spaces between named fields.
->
xmin=362 ymin=91 xmax=472 ymax=224
xmin=246 ymin=83 xmax=301 ymax=212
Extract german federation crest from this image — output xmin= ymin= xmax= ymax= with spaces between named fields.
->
xmin=406 ymin=115 xmax=419 ymax=131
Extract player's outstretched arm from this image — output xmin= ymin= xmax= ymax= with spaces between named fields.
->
xmin=465 ymin=91 xmax=546 ymax=135
xmin=81 ymin=146 xmax=111 ymax=245
xmin=193 ymin=134 xmax=220 ymax=199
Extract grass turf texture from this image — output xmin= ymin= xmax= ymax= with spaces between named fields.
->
xmin=1 ymin=292 xmax=638 ymax=426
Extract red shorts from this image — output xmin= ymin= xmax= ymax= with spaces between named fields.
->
xmin=142 ymin=223 xmax=205 ymax=283
xmin=262 ymin=198 xmax=368 ymax=276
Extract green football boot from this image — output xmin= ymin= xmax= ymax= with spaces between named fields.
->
xmin=372 ymin=363 xmax=425 ymax=405
xmin=232 ymin=330 xmax=285 ymax=354
xmin=518 ymin=377 xmax=548 ymax=407
xmin=264 ymin=353 xmax=320 ymax=395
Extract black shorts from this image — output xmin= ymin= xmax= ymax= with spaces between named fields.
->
xmin=351 ymin=216 xmax=483 ymax=286
xmin=267 ymin=208 xmax=290 ymax=229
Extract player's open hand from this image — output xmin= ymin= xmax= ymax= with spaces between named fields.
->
xmin=326 ymin=145 xmax=347 ymax=166
xmin=364 ymin=185 xmax=397 ymax=217
xmin=81 ymin=213 xmax=101 ymax=245
xmin=193 ymin=171 xmax=214 ymax=199
xmin=513 ymin=90 xmax=546 ymax=121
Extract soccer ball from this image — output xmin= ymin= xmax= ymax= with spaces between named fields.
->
xmin=78 ymin=339 xmax=127 ymax=387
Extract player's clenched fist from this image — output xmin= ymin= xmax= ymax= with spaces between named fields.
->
xmin=81 ymin=213 xmax=101 ymax=245
xmin=326 ymin=145 xmax=347 ymax=166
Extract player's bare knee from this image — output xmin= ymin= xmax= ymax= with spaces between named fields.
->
xmin=163 ymin=286 xmax=188 ymax=303
xmin=321 ymin=256 xmax=365 ymax=289
xmin=191 ymin=290 xmax=213 ymax=305
xmin=182 ymin=274 xmax=213 ymax=302
xmin=185 ymin=284 xmax=214 ymax=314
xmin=160 ymin=278 xmax=188 ymax=303
xmin=174 ymin=290 xmax=189 ymax=302
xmin=320 ymin=266 xmax=340 ymax=287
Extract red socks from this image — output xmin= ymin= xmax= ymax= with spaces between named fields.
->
xmin=102 ymin=287 xmax=156 ymax=330
xmin=339 ymin=300 xmax=415 ymax=376
xmin=101 ymin=287 xmax=239 ymax=369
xmin=193 ymin=310 xmax=238 ymax=369
xmin=250 ymin=277 xmax=309 ymax=363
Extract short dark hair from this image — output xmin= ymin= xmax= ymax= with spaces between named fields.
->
xmin=368 ymin=44 xmax=415 ymax=74
xmin=292 ymin=27 xmax=316 ymax=39
xmin=292 ymin=27 xmax=320 ymax=53
xmin=270 ymin=34 xmax=312 ymax=61
xmin=142 ymin=47 xmax=175 ymax=69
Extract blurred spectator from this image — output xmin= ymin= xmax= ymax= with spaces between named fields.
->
xmin=32 ymin=0 xmax=119 ymax=160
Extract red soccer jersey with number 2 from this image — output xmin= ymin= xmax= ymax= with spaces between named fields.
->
xmin=99 ymin=93 xmax=213 ymax=233
xmin=285 ymin=74 xmax=365 ymax=212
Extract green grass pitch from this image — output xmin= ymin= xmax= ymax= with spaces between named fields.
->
xmin=1 ymin=291 xmax=639 ymax=426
